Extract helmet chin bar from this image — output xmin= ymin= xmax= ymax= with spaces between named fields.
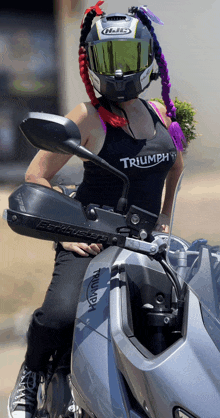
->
xmin=90 ymin=70 xmax=152 ymax=102
xmin=113 ymin=70 xmax=126 ymax=102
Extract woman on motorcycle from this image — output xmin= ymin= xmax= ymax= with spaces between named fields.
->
xmin=8 ymin=3 xmax=184 ymax=418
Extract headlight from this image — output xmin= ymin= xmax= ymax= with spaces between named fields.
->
xmin=174 ymin=408 xmax=198 ymax=418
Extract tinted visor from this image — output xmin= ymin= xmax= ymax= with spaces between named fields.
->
xmin=87 ymin=39 xmax=153 ymax=76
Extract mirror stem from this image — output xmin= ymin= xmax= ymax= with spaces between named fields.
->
xmin=65 ymin=139 xmax=129 ymax=213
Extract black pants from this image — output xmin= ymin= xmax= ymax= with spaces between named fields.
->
xmin=25 ymin=243 xmax=93 ymax=372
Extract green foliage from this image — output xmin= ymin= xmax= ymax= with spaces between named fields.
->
xmin=152 ymin=98 xmax=197 ymax=148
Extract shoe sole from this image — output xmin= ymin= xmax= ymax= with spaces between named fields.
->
xmin=7 ymin=394 xmax=37 ymax=418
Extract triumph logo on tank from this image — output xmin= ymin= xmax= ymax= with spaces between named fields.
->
xmin=87 ymin=269 xmax=101 ymax=312
xmin=120 ymin=153 xmax=170 ymax=169
xmin=101 ymin=27 xmax=132 ymax=35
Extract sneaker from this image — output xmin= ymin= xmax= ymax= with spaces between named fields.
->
xmin=8 ymin=362 xmax=44 ymax=418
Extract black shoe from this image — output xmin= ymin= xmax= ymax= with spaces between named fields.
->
xmin=8 ymin=362 xmax=44 ymax=418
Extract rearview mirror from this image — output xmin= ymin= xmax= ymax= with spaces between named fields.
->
xmin=20 ymin=112 xmax=81 ymax=154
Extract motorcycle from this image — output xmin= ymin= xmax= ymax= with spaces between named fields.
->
xmin=4 ymin=112 xmax=220 ymax=418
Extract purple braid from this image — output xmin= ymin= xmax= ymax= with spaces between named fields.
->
xmin=136 ymin=9 xmax=175 ymax=119
xmin=136 ymin=9 xmax=186 ymax=150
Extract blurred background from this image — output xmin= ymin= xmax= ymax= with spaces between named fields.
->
xmin=1 ymin=0 xmax=220 ymax=415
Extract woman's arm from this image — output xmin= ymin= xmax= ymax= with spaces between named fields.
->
xmin=161 ymin=151 xmax=184 ymax=217
xmin=25 ymin=102 xmax=103 ymax=256
xmin=155 ymin=151 xmax=184 ymax=232
xmin=25 ymin=102 xmax=95 ymax=186
xmin=25 ymin=151 xmax=72 ymax=187
xmin=149 ymin=100 xmax=172 ymax=128
xmin=149 ymin=101 xmax=184 ymax=232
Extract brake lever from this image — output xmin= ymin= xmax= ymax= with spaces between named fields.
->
xmin=124 ymin=236 xmax=167 ymax=256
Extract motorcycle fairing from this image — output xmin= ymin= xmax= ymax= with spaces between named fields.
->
xmin=111 ymin=265 xmax=220 ymax=418
xmin=71 ymin=246 xmax=133 ymax=418
xmin=74 ymin=246 xmax=121 ymax=339
xmin=71 ymin=246 xmax=220 ymax=418
xmin=71 ymin=324 xmax=131 ymax=418
xmin=167 ymin=168 xmax=220 ymax=353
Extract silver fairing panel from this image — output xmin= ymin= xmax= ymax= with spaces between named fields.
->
xmin=111 ymin=269 xmax=220 ymax=418
xmin=70 ymin=246 xmax=129 ymax=418
xmin=71 ymin=246 xmax=220 ymax=418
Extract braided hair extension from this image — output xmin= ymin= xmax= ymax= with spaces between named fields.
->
xmin=79 ymin=10 xmax=127 ymax=129
xmin=136 ymin=8 xmax=186 ymax=151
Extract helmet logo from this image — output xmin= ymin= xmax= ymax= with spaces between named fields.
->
xmin=101 ymin=27 xmax=131 ymax=35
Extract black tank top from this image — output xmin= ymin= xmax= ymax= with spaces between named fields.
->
xmin=75 ymin=99 xmax=177 ymax=216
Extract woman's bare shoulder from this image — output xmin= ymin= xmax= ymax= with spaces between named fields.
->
xmin=149 ymin=100 xmax=172 ymax=128
xmin=65 ymin=101 xmax=100 ymax=145
xmin=65 ymin=101 xmax=99 ymax=125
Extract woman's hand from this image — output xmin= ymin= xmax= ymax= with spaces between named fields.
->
xmin=154 ymin=213 xmax=170 ymax=233
xmin=60 ymin=242 xmax=103 ymax=256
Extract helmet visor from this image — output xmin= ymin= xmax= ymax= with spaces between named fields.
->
xmin=87 ymin=39 xmax=153 ymax=76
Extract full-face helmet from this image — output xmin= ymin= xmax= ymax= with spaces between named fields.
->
xmin=85 ymin=13 xmax=154 ymax=102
